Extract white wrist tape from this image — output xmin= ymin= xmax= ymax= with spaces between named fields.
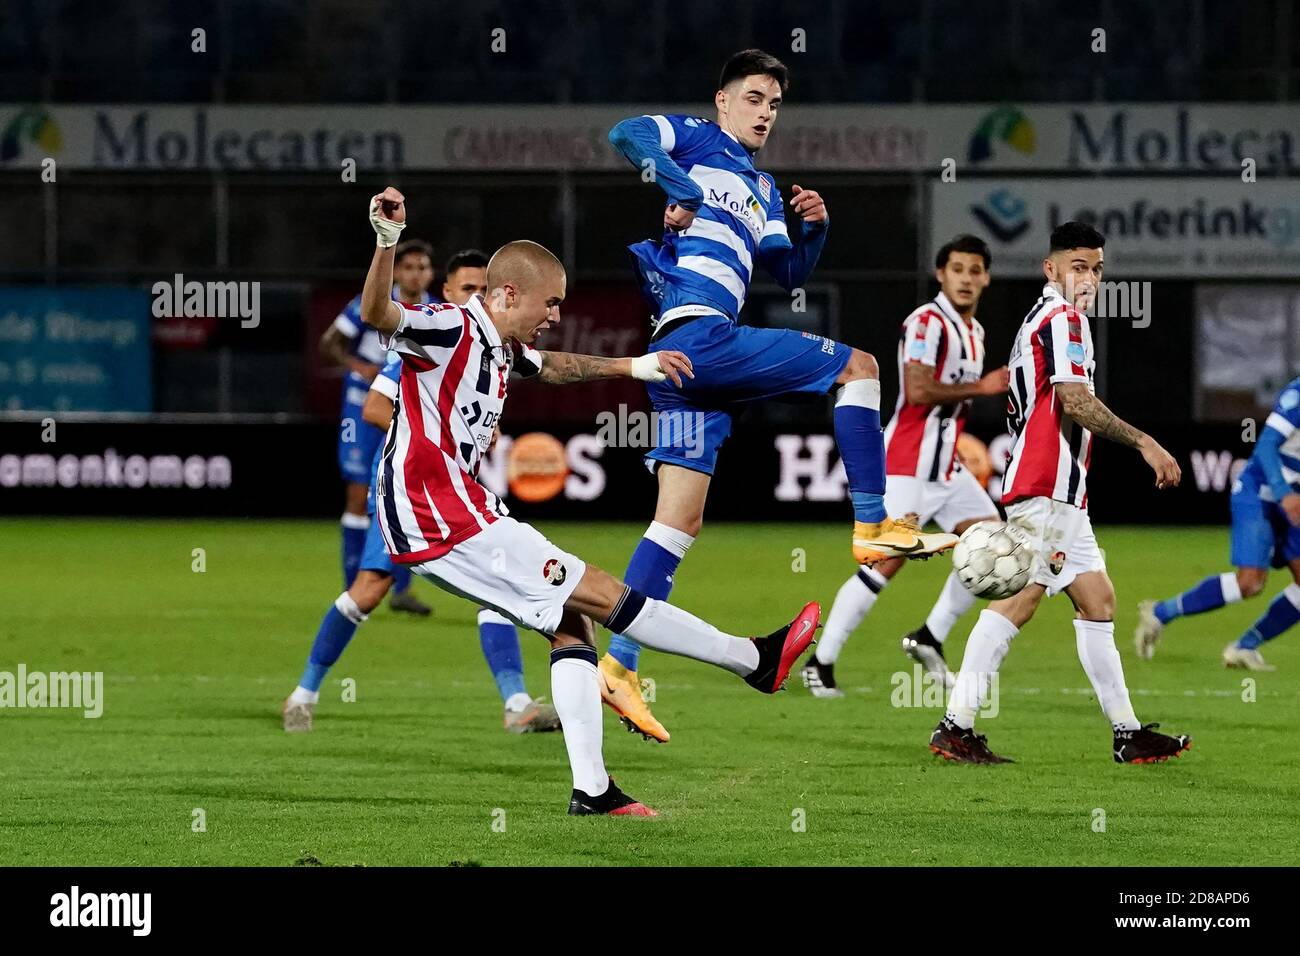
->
xmin=631 ymin=353 xmax=666 ymax=382
xmin=370 ymin=196 xmax=407 ymax=248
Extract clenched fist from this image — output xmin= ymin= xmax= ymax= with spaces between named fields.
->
xmin=370 ymin=187 xmax=407 ymax=247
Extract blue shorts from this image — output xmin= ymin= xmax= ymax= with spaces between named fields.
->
xmin=646 ymin=314 xmax=852 ymax=474
xmin=337 ymin=406 xmax=385 ymax=484
xmin=359 ymin=515 xmax=394 ymax=575
xmin=1230 ymin=473 xmax=1300 ymax=569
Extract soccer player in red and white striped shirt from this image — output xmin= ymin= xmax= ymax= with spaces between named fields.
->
xmin=804 ymin=235 xmax=1009 ymax=697
xmin=361 ymin=187 xmax=821 ymax=815
xmin=930 ymin=221 xmax=1191 ymax=765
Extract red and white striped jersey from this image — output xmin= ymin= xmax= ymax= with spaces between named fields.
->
xmin=884 ymin=291 xmax=987 ymax=482
xmin=1002 ymin=284 xmax=1096 ymax=509
xmin=374 ymin=295 xmax=542 ymax=563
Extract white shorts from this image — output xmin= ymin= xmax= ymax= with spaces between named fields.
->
xmin=1003 ymin=496 xmax=1106 ymax=597
xmin=409 ymin=517 xmax=586 ymax=636
xmin=885 ymin=470 xmax=997 ymax=533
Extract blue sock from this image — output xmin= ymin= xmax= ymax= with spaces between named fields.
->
xmin=391 ymin=564 xmax=412 ymax=595
xmin=834 ymin=379 xmax=886 ymax=523
xmin=341 ymin=514 xmax=369 ymax=588
xmin=1154 ymin=572 xmax=1240 ymax=624
xmin=299 ymin=594 xmax=366 ymax=692
xmin=1237 ymin=584 xmax=1300 ymax=650
xmin=478 ymin=609 xmax=527 ymax=701
xmin=609 ymin=523 xmax=694 ymax=672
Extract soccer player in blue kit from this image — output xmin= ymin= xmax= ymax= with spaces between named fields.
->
xmin=1138 ymin=376 xmax=1300 ymax=671
xmin=320 ymin=239 xmax=436 ymax=615
xmin=599 ymin=49 xmax=956 ymax=739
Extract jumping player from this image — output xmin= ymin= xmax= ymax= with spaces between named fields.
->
xmin=602 ymin=48 xmax=954 ymax=740
xmin=361 ymin=187 xmax=821 ymax=815
xmin=803 ymin=235 xmax=1009 ymax=697
xmin=929 ymin=221 xmax=1191 ymax=765
xmin=1137 ymin=376 xmax=1300 ymax=670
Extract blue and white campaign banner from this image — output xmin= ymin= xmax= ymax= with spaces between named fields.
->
xmin=0 ymin=289 xmax=152 ymax=412
xmin=931 ymin=178 xmax=1300 ymax=277
xmin=7 ymin=102 xmax=1300 ymax=173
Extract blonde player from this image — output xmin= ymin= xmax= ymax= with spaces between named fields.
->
xmin=361 ymin=187 xmax=821 ymax=814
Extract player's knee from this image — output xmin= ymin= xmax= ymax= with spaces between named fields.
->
xmin=1237 ymin=568 xmax=1268 ymax=599
xmin=653 ymin=506 xmax=703 ymax=538
xmin=668 ymin=514 xmax=703 ymax=538
xmin=841 ymin=349 xmax=878 ymax=381
xmin=350 ymin=573 xmax=390 ymax=612
xmin=1077 ymin=587 xmax=1116 ymax=621
xmin=344 ymin=483 xmax=369 ymax=514
xmin=991 ymin=585 xmax=1044 ymax=627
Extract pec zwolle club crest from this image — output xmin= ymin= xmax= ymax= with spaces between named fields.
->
xmin=542 ymin=558 xmax=567 ymax=586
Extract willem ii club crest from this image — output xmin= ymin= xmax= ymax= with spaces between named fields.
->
xmin=542 ymin=558 xmax=567 ymax=586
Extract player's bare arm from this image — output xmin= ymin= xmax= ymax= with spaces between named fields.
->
xmin=537 ymin=350 xmax=694 ymax=388
xmin=320 ymin=326 xmax=380 ymax=382
xmin=904 ymin=363 xmax=1009 ymax=406
xmin=360 ymin=188 xmax=408 ymax=334
xmin=361 ymin=391 xmax=394 ymax=431
xmin=1055 ymin=382 xmax=1181 ymax=488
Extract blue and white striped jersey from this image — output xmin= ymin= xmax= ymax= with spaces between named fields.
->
xmin=1242 ymin=376 xmax=1300 ymax=501
xmin=610 ymin=114 xmax=827 ymax=324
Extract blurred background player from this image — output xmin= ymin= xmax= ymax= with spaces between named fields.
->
xmin=602 ymin=48 xmax=955 ymax=741
xmin=283 ymin=352 xmax=562 ymax=734
xmin=1137 ymin=376 xmax=1300 ymax=671
xmin=321 ymin=238 xmax=436 ymax=615
xmin=930 ymin=222 xmax=1190 ymax=765
xmin=441 ymin=249 xmax=490 ymax=304
xmin=802 ymin=235 xmax=1009 ymax=697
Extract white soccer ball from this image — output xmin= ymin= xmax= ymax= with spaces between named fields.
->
xmin=951 ymin=520 xmax=1034 ymax=600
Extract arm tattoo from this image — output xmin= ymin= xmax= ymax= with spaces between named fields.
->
xmin=536 ymin=351 xmax=624 ymax=384
xmin=1058 ymin=386 xmax=1144 ymax=448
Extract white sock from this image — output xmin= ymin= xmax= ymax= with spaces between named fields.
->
xmin=289 ymin=686 xmax=318 ymax=705
xmin=1219 ymin=571 xmax=1243 ymax=604
xmin=340 ymin=512 xmax=370 ymax=530
xmin=645 ymin=520 xmax=696 ymax=559
xmin=835 ymin=377 xmax=881 ymax=409
xmin=817 ymin=567 xmax=886 ymax=664
xmin=945 ymin=609 xmax=1018 ymax=730
xmin=1074 ymin=619 xmax=1140 ymax=731
xmin=504 ymin=692 xmax=532 ymax=713
xmin=335 ymin=592 xmax=368 ymax=624
xmin=924 ymin=570 xmax=976 ymax=643
xmin=550 ymin=648 xmax=608 ymax=796
xmin=621 ymin=598 xmax=760 ymax=677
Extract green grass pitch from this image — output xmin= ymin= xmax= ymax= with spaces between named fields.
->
xmin=1 ymin=518 xmax=1297 ymax=866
